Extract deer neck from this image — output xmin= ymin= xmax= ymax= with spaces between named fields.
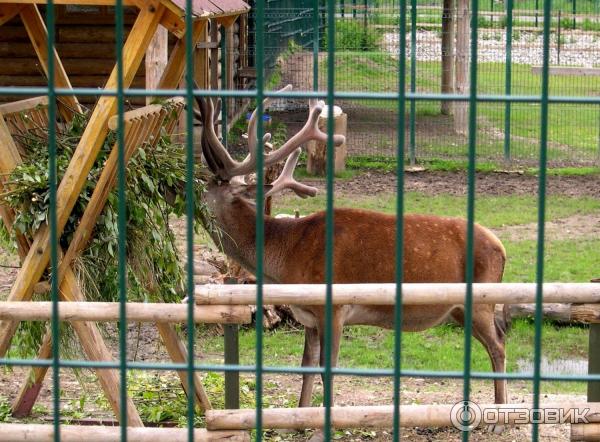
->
xmin=204 ymin=186 xmax=288 ymax=282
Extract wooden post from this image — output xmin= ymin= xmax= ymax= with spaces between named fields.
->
xmin=145 ymin=25 xmax=168 ymax=105
xmin=441 ymin=0 xmax=455 ymax=115
xmin=306 ymin=106 xmax=348 ymax=176
xmin=454 ymin=0 xmax=469 ymax=134
xmin=19 ymin=4 xmax=81 ymax=121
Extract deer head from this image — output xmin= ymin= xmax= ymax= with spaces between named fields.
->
xmin=195 ymin=85 xmax=345 ymax=209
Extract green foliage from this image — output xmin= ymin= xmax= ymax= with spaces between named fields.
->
xmin=324 ymin=20 xmax=381 ymax=52
xmin=0 ymin=106 xmax=213 ymax=356
xmin=0 ymin=396 xmax=10 ymax=422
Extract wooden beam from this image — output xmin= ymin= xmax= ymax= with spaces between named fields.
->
xmin=19 ymin=4 xmax=82 ymax=121
xmin=0 ymin=0 xmax=137 ymax=5
xmin=573 ymin=423 xmax=600 ymax=441
xmin=0 ymin=2 xmax=166 ymax=359
xmin=207 ymin=403 xmax=600 ymax=431
xmin=156 ymin=323 xmax=213 ymax=411
xmin=194 ymin=283 xmax=600 ymax=306
xmin=0 ymin=302 xmax=252 ymax=323
xmin=194 ymin=22 xmax=210 ymax=89
xmin=0 ymin=424 xmax=249 ymax=442
xmin=156 ymin=19 xmax=207 ymax=91
xmin=146 ymin=26 xmax=168 ymax=104
xmin=0 ymin=4 xmax=23 ymax=26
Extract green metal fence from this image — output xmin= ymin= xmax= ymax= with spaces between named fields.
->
xmin=0 ymin=0 xmax=600 ymax=441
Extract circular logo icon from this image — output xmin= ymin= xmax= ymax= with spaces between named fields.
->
xmin=450 ymin=400 xmax=482 ymax=431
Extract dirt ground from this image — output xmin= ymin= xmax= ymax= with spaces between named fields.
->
xmin=0 ymin=170 xmax=598 ymax=440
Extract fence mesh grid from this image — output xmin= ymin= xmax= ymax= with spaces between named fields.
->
xmin=0 ymin=0 xmax=599 ymax=441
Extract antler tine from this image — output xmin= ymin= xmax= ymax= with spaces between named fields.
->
xmin=193 ymin=87 xmax=238 ymax=178
xmin=247 ymin=84 xmax=293 ymax=161
xmin=262 ymin=101 xmax=346 ymax=168
xmin=265 ymin=148 xmax=317 ymax=199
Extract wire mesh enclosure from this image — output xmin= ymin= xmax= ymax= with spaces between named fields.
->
xmin=0 ymin=0 xmax=599 ymax=442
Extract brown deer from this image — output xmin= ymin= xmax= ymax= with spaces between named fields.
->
xmin=195 ymin=86 xmax=508 ymax=412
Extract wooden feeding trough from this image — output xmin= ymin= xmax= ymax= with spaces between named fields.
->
xmin=0 ymin=0 xmax=249 ymax=431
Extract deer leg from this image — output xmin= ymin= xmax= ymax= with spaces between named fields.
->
xmin=317 ymin=312 xmax=344 ymax=407
xmin=451 ymin=305 xmax=507 ymax=404
xmin=299 ymin=326 xmax=320 ymax=408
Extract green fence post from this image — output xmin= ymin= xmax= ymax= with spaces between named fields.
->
xmin=220 ymin=25 xmax=228 ymax=146
xmin=224 ymin=277 xmax=240 ymax=410
xmin=314 ymin=0 xmax=320 ymax=91
xmin=588 ymin=324 xmax=600 ymax=401
xmin=572 ymin=0 xmax=577 ymax=29
xmin=504 ymin=0 xmax=513 ymax=162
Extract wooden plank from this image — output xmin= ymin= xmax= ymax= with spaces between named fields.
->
xmin=532 ymin=66 xmax=600 ymax=76
xmin=0 ymin=4 xmax=23 ymax=26
xmin=156 ymin=323 xmax=213 ymax=411
xmin=1 ymin=0 xmax=136 ymax=5
xmin=0 ymin=302 xmax=252 ymax=323
xmin=0 ymin=424 xmax=250 ymax=442
xmin=0 ymin=1 xmax=166 ymax=359
xmin=194 ymin=23 xmax=209 ymax=89
xmin=146 ymin=26 xmax=168 ymax=105
xmin=19 ymin=4 xmax=82 ymax=120
xmin=0 ymin=96 xmax=48 ymax=115
xmin=194 ymin=283 xmax=600 ymax=306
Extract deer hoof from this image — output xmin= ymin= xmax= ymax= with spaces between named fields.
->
xmin=486 ymin=423 xmax=505 ymax=434
xmin=308 ymin=430 xmax=325 ymax=442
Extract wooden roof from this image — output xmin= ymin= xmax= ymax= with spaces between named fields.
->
xmin=0 ymin=1 xmax=250 ymax=19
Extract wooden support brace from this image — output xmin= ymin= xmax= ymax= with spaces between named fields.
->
xmin=0 ymin=1 xmax=166 ymax=358
xmin=19 ymin=4 xmax=82 ymax=121
xmin=156 ymin=323 xmax=213 ymax=411
xmin=0 ymin=4 xmax=23 ymax=26
xmin=0 ymin=115 xmax=143 ymax=425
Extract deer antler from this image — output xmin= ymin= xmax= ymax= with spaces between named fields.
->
xmin=265 ymin=148 xmax=317 ymax=199
xmin=196 ymin=84 xmax=346 ymax=181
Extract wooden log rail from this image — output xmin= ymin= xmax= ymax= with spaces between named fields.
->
xmin=194 ymin=283 xmax=600 ymax=307
xmin=0 ymin=424 xmax=249 ymax=442
xmin=0 ymin=302 xmax=251 ymax=324
xmin=206 ymin=403 xmax=600 ymax=431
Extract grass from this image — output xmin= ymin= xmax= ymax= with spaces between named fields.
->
xmin=319 ymin=53 xmax=600 ymax=160
xmin=274 ymin=192 xmax=600 ymax=229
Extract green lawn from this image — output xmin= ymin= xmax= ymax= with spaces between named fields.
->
xmin=318 ymin=53 xmax=600 ymax=160
xmin=274 ymin=192 xmax=600 ymax=228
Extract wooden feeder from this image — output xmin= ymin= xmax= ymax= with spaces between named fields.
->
xmin=0 ymin=0 xmax=249 ymax=427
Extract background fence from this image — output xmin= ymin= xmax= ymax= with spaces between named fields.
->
xmin=242 ymin=0 xmax=600 ymax=166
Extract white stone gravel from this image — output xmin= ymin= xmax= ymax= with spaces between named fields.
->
xmin=384 ymin=30 xmax=600 ymax=67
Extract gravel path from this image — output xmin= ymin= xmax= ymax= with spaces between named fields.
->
xmin=384 ymin=30 xmax=600 ymax=67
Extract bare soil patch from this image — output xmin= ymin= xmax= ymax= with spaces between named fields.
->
xmin=302 ymin=170 xmax=600 ymax=199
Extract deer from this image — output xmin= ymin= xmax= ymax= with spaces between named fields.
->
xmin=194 ymin=85 xmax=508 ymax=420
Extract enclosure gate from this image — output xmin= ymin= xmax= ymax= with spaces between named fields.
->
xmin=0 ymin=0 xmax=600 ymax=441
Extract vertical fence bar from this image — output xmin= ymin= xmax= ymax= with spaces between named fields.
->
xmin=503 ymin=0 xmax=514 ymax=162
xmin=221 ymin=26 xmax=228 ymax=147
xmin=255 ymin=0 xmax=266 ymax=440
xmin=393 ymin=0 xmax=408 ymax=437
xmin=115 ymin=1 xmax=128 ymax=439
xmin=461 ymin=0 xmax=479 ymax=437
xmin=323 ymin=1 xmax=336 ymax=439
xmin=572 ymin=0 xmax=577 ymax=29
xmin=557 ymin=10 xmax=562 ymax=65
xmin=532 ymin=0 xmax=552 ymax=437
xmin=314 ymin=0 xmax=320 ymax=92
xmin=185 ymin=1 xmax=196 ymax=440
xmin=535 ymin=0 xmax=539 ymax=27
xmin=46 ymin=1 xmax=60 ymax=441
xmin=409 ymin=0 xmax=417 ymax=165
